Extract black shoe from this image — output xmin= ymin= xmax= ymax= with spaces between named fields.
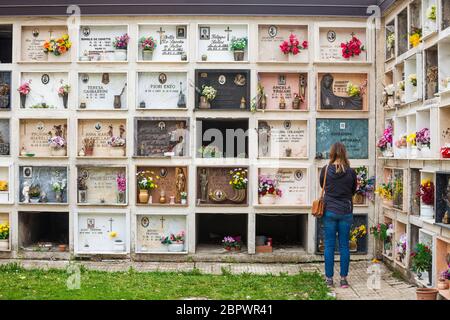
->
xmin=340 ymin=278 xmax=349 ymax=288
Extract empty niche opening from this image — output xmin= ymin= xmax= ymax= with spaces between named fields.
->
xmin=197 ymin=118 xmax=249 ymax=158
xmin=196 ymin=213 xmax=247 ymax=252
xmin=443 ymin=0 xmax=450 ymax=30
xmin=397 ymin=9 xmax=408 ymax=56
xmin=256 ymin=214 xmax=307 ymax=253
xmin=0 ymin=25 xmax=12 ymax=64
xmin=18 ymin=212 xmax=69 ymax=251
xmin=410 ymin=168 xmax=421 ymax=215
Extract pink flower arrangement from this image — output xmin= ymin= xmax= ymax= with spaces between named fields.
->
xmin=161 ymin=231 xmax=185 ymax=244
xmin=58 ymin=84 xmax=70 ymax=97
xmin=222 ymin=235 xmax=242 ymax=249
xmin=107 ymin=136 xmax=126 ymax=147
xmin=139 ymin=36 xmax=157 ymax=51
xmin=280 ymin=34 xmax=308 ymax=55
xmin=416 ymin=128 xmax=430 ymax=148
xmin=113 ymin=34 xmax=129 ymax=50
xmin=341 ymin=35 xmax=365 ymax=59
xmin=258 ymin=175 xmax=282 ymax=197
xmin=17 ymin=81 xmax=31 ymax=95
xmin=48 ymin=136 xmax=66 ymax=149
xmin=377 ymin=125 xmax=393 ymax=151
xmin=116 ymin=173 xmax=126 ymax=193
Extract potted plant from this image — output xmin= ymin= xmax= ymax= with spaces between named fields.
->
xmin=43 ymin=34 xmax=71 ymax=61
xmin=48 ymin=135 xmax=66 ymax=156
xmin=438 ymin=263 xmax=450 ymax=290
xmin=417 ymin=179 xmax=434 ymax=219
xmin=222 ymin=236 xmax=242 ymax=251
xmin=180 ymin=191 xmax=187 ymax=205
xmin=258 ymin=175 xmax=282 ymax=205
xmin=112 ymin=33 xmax=129 ymax=61
xmin=229 ymin=168 xmax=248 ymax=203
xmin=416 ymin=128 xmax=431 ymax=158
xmin=377 ymin=125 xmax=394 ymax=157
xmin=51 ymin=180 xmax=66 ymax=203
xmin=199 ymin=85 xmax=216 ymax=109
xmin=375 ymin=182 xmax=393 ymax=207
xmin=349 ymin=224 xmax=367 ymax=252
xmin=77 ymin=176 xmax=88 ymax=203
xmin=136 ymin=170 xmax=159 ymax=204
xmin=406 ymin=132 xmax=418 ymax=158
xmin=410 ymin=243 xmax=432 ymax=285
xmin=279 ymin=33 xmax=308 ymax=62
xmin=17 ymin=81 xmax=31 ymax=108
xmin=107 ymin=124 xmax=126 ymax=157
xmin=139 ymin=36 xmax=157 ymax=61
xmin=395 ymin=134 xmax=407 ymax=158
xmin=161 ymin=231 xmax=185 ymax=252
xmin=115 ymin=173 xmax=126 ymax=204
xmin=0 ymin=222 xmax=9 ymax=251
xmin=229 ymin=36 xmax=247 ymax=61
xmin=58 ymin=83 xmax=70 ymax=108
xmin=29 ymin=184 xmax=41 ymax=203
xmin=340 ymin=34 xmax=365 ymax=59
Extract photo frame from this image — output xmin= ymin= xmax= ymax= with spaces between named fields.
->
xmin=176 ymin=25 xmax=186 ymax=39
xmin=23 ymin=166 xmax=32 ymax=178
xmin=199 ymin=26 xmax=210 ymax=40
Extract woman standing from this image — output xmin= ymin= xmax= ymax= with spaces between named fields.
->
xmin=319 ymin=142 xmax=357 ymax=288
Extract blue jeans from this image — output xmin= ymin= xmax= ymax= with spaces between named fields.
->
xmin=323 ymin=210 xmax=353 ymax=278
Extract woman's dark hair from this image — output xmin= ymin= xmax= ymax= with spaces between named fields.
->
xmin=329 ymin=142 xmax=350 ymax=173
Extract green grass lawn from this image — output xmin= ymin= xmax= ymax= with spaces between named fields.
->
xmin=0 ymin=263 xmax=332 ymax=300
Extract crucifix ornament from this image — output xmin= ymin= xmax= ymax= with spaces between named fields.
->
xmin=157 ymin=27 xmax=166 ymax=44
xmin=224 ymin=26 xmax=232 ymax=41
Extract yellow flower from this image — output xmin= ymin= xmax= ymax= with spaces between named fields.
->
xmin=109 ymin=231 xmax=117 ymax=238
xmin=409 ymin=33 xmax=421 ymax=47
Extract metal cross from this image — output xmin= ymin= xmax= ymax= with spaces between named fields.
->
xmin=224 ymin=26 xmax=232 ymax=41
xmin=157 ymin=27 xmax=166 ymax=44
xmin=109 ymin=217 xmax=114 ymax=231
xmin=160 ymin=216 xmax=166 ymax=229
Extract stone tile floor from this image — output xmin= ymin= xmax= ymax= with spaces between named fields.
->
xmin=0 ymin=259 xmax=417 ymax=300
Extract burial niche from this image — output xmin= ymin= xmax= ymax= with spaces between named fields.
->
xmin=0 ymin=25 xmax=12 ymax=63
xmin=320 ymin=73 xmax=363 ymax=110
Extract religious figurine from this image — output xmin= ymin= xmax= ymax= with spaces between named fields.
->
xmin=292 ymin=94 xmax=301 ymax=109
xmin=199 ymin=168 xmax=208 ymax=202
xmin=299 ymin=75 xmax=306 ymax=102
xmin=258 ymin=121 xmax=271 ymax=157
xmin=177 ymin=82 xmax=186 ymax=108
xmin=175 ymin=168 xmax=186 ymax=203
xmin=22 ymin=181 xmax=30 ymax=203
xmin=320 ymin=73 xmax=363 ymax=110
xmin=240 ymin=97 xmax=246 ymax=109
xmin=279 ymin=96 xmax=286 ymax=109
xmin=256 ymin=83 xmax=267 ymax=110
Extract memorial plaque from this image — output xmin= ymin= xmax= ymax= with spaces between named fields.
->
xmin=77 ymin=212 xmax=127 ymax=253
xmin=318 ymin=27 xmax=367 ymax=62
xmin=78 ymin=73 xmax=127 ymax=109
xmin=136 ymin=215 xmax=186 ymax=253
xmin=20 ymin=72 xmax=69 ymax=109
xmin=196 ymin=167 xmax=248 ymax=206
xmin=195 ymin=69 xmax=250 ymax=110
xmin=21 ymin=26 xmax=69 ymax=62
xmin=77 ymin=166 xmax=126 ymax=205
xmin=137 ymin=72 xmax=187 ymax=109
xmin=316 ymin=119 xmax=368 ymax=159
xmin=257 ymin=73 xmax=308 ymax=110
xmin=20 ymin=119 xmax=67 ymax=157
xmin=78 ymin=119 xmax=127 ymax=157
xmin=0 ymin=119 xmax=10 ymax=155
xmin=135 ymin=118 xmax=189 ymax=157
xmin=138 ymin=25 xmax=188 ymax=61
xmin=0 ymin=71 xmax=11 ymax=110
xmin=258 ymin=25 xmax=308 ymax=62
xmin=136 ymin=166 xmax=188 ymax=205
xmin=198 ymin=24 xmax=248 ymax=61
xmin=19 ymin=166 xmax=68 ymax=203
xmin=258 ymin=168 xmax=308 ymax=205
xmin=316 ymin=214 xmax=368 ymax=254
xmin=317 ymin=73 xmax=368 ymax=111
xmin=258 ymin=120 xmax=308 ymax=158
xmin=78 ymin=25 xmax=128 ymax=61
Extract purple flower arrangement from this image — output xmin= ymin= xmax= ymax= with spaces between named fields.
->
xmin=416 ymin=128 xmax=430 ymax=148
xmin=222 ymin=235 xmax=242 ymax=250
xmin=107 ymin=136 xmax=126 ymax=147
xmin=116 ymin=173 xmax=126 ymax=193
xmin=377 ymin=125 xmax=393 ymax=151
xmin=48 ymin=136 xmax=66 ymax=149
xmin=258 ymin=175 xmax=282 ymax=197
xmin=113 ymin=34 xmax=129 ymax=50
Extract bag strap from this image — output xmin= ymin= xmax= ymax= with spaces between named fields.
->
xmin=320 ymin=165 xmax=329 ymax=199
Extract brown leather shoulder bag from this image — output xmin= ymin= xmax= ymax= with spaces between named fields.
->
xmin=312 ymin=165 xmax=328 ymax=218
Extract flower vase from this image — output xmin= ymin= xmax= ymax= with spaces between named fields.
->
xmin=142 ymin=50 xmax=153 ymax=61
xmin=409 ymin=146 xmax=418 ymax=158
xmin=419 ymin=146 xmax=431 ymax=158
xmin=114 ymin=49 xmax=127 ymax=61
xmin=441 ymin=146 xmax=450 ymax=158
xmin=110 ymin=147 xmax=125 ymax=157
xmin=62 ymin=93 xmax=68 ymax=108
xmin=113 ymin=240 xmax=125 ymax=252
xmin=420 ymin=204 xmax=434 ymax=219
xmin=117 ymin=191 xmax=125 ymax=204
xmin=20 ymin=94 xmax=27 ymax=108
xmin=413 ymin=87 xmax=418 ymax=100
xmin=437 ymin=279 xmax=449 ymax=290
xmin=383 ymin=198 xmax=393 ymax=207
xmin=198 ymin=96 xmax=210 ymax=109
xmin=233 ymin=50 xmax=245 ymax=61
xmin=0 ymin=239 xmax=9 ymax=251
xmin=349 ymin=240 xmax=358 ymax=252
xmin=259 ymin=194 xmax=276 ymax=205
xmin=168 ymin=242 xmax=184 ymax=252
xmin=138 ymin=189 xmax=149 ymax=204
xmin=51 ymin=147 xmax=66 ymax=157
xmin=55 ymin=190 xmax=63 ymax=203
xmin=181 ymin=198 xmax=187 ymax=205
xmin=382 ymin=149 xmax=394 ymax=157
xmin=353 ymin=193 xmax=365 ymax=205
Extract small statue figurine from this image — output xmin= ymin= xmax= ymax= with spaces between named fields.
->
xmin=240 ymin=97 xmax=246 ymax=109
xmin=22 ymin=181 xmax=30 ymax=203
xmin=258 ymin=121 xmax=271 ymax=157
xmin=199 ymin=168 xmax=208 ymax=202
xmin=279 ymin=96 xmax=286 ymax=109
xmin=292 ymin=93 xmax=301 ymax=109
xmin=175 ymin=167 xmax=187 ymax=203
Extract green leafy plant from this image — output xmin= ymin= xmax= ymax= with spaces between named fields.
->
xmin=29 ymin=184 xmax=41 ymax=198
xmin=229 ymin=37 xmax=247 ymax=51
xmin=410 ymin=243 xmax=432 ymax=273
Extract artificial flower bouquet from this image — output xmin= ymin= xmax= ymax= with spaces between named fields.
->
xmin=340 ymin=35 xmax=365 ymax=59
xmin=107 ymin=136 xmax=126 ymax=147
xmin=258 ymin=175 xmax=282 ymax=197
xmin=43 ymin=34 xmax=72 ymax=56
xmin=136 ymin=170 xmax=159 ymax=190
xmin=354 ymin=166 xmax=375 ymax=201
xmin=201 ymin=85 xmax=217 ymax=101
xmin=350 ymin=224 xmax=367 ymax=243
xmin=280 ymin=33 xmax=308 ymax=55
xmin=229 ymin=168 xmax=248 ymax=190
xmin=377 ymin=125 xmax=393 ymax=152
xmin=161 ymin=231 xmax=185 ymax=245
xmin=409 ymin=28 xmax=422 ymax=48
xmin=417 ymin=179 xmax=434 ymax=206
xmin=139 ymin=36 xmax=157 ymax=51
xmin=48 ymin=136 xmax=66 ymax=149
xmin=416 ymin=128 xmax=430 ymax=149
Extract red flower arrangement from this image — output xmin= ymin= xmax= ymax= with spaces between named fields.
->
xmin=416 ymin=180 xmax=434 ymax=206
xmin=280 ymin=34 xmax=308 ymax=55
xmin=341 ymin=35 xmax=365 ymax=59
